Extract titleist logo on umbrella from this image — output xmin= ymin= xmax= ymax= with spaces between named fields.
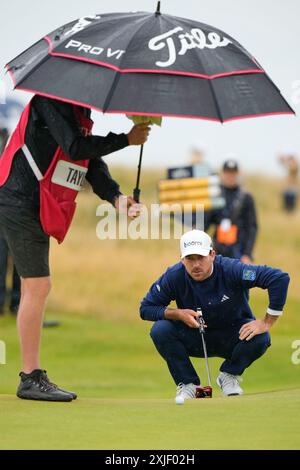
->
xmin=149 ymin=27 xmax=232 ymax=67
xmin=63 ymin=25 xmax=232 ymax=68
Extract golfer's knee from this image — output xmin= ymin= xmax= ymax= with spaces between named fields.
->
xmin=252 ymin=332 xmax=271 ymax=352
xmin=150 ymin=320 xmax=175 ymax=345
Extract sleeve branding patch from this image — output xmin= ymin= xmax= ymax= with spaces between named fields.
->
xmin=156 ymin=284 xmax=161 ymax=292
xmin=242 ymin=268 xmax=256 ymax=281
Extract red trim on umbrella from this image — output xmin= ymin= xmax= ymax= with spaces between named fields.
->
xmin=12 ymin=86 xmax=107 ymax=113
xmin=223 ymin=111 xmax=295 ymax=123
xmin=7 ymin=81 xmax=295 ymax=123
xmin=10 ymin=85 xmax=221 ymax=121
xmin=44 ymin=35 xmax=264 ymax=80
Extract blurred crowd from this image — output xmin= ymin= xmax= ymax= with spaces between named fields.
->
xmin=278 ymin=150 xmax=299 ymax=212
xmin=166 ymin=140 xmax=299 ymax=266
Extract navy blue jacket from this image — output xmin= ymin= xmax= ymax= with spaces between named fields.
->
xmin=140 ymin=256 xmax=290 ymax=328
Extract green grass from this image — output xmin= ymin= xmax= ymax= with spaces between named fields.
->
xmin=0 ymin=313 xmax=300 ymax=449
xmin=0 ymin=169 xmax=300 ymax=449
xmin=1 ymin=391 xmax=299 ymax=450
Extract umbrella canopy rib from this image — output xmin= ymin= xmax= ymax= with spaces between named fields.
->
xmin=207 ymin=75 xmax=223 ymax=123
xmin=102 ymin=14 xmax=151 ymax=113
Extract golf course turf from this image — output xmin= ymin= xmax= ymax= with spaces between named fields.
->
xmin=0 ymin=172 xmax=299 ymax=450
xmin=0 ymin=390 xmax=299 ymax=450
xmin=0 ymin=313 xmax=299 ymax=450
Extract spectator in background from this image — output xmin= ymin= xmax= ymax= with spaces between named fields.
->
xmin=0 ymin=126 xmax=21 ymax=315
xmin=204 ymin=159 xmax=258 ymax=263
xmin=189 ymin=140 xmax=212 ymax=177
xmin=278 ymin=150 xmax=299 ymax=213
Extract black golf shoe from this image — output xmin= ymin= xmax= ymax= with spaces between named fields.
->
xmin=58 ymin=388 xmax=77 ymax=400
xmin=17 ymin=369 xmax=75 ymax=402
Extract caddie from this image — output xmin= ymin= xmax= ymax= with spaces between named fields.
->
xmin=0 ymin=95 xmax=150 ymax=401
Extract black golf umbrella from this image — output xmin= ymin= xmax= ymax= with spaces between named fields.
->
xmin=6 ymin=2 xmax=294 ymax=201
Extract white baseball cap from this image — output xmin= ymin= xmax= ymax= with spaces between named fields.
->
xmin=180 ymin=230 xmax=213 ymax=259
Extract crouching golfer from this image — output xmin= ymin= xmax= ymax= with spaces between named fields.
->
xmin=0 ymin=95 xmax=150 ymax=402
xmin=140 ymin=230 xmax=289 ymax=400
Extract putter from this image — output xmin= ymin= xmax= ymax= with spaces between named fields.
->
xmin=195 ymin=308 xmax=213 ymax=398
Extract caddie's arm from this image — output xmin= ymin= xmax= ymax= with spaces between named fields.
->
xmin=33 ymin=95 xmax=129 ymax=160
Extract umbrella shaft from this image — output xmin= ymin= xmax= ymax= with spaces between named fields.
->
xmin=134 ymin=144 xmax=144 ymax=202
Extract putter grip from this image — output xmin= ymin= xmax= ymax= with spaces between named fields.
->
xmin=197 ymin=308 xmax=205 ymax=333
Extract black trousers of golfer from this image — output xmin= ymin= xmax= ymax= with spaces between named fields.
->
xmin=150 ymin=319 xmax=271 ymax=385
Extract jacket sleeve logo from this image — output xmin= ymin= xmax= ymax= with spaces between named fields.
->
xmin=242 ymin=268 xmax=256 ymax=281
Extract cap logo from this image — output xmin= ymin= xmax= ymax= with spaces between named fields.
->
xmin=184 ymin=240 xmax=203 ymax=248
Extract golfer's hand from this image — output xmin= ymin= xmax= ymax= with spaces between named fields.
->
xmin=178 ymin=309 xmax=204 ymax=329
xmin=239 ymin=320 xmax=269 ymax=341
xmin=127 ymin=123 xmax=151 ymax=145
xmin=114 ymin=195 xmax=143 ymax=219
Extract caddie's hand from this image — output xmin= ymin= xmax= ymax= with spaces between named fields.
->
xmin=127 ymin=123 xmax=151 ymax=146
xmin=127 ymin=195 xmax=144 ymax=219
xmin=239 ymin=319 xmax=269 ymax=341
xmin=178 ymin=309 xmax=206 ymax=329
xmin=114 ymin=195 xmax=144 ymax=219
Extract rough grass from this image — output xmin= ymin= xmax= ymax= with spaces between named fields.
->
xmin=48 ymin=169 xmax=300 ymax=318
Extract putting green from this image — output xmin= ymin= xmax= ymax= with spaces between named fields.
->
xmin=0 ymin=390 xmax=299 ymax=449
xmin=0 ymin=171 xmax=300 ymax=449
xmin=1 ymin=313 xmax=300 ymax=449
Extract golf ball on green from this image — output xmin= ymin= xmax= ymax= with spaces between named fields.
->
xmin=175 ymin=396 xmax=185 ymax=405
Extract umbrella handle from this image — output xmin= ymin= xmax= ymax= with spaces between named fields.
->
xmin=133 ymin=144 xmax=144 ymax=203
xmin=133 ymin=187 xmax=141 ymax=203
